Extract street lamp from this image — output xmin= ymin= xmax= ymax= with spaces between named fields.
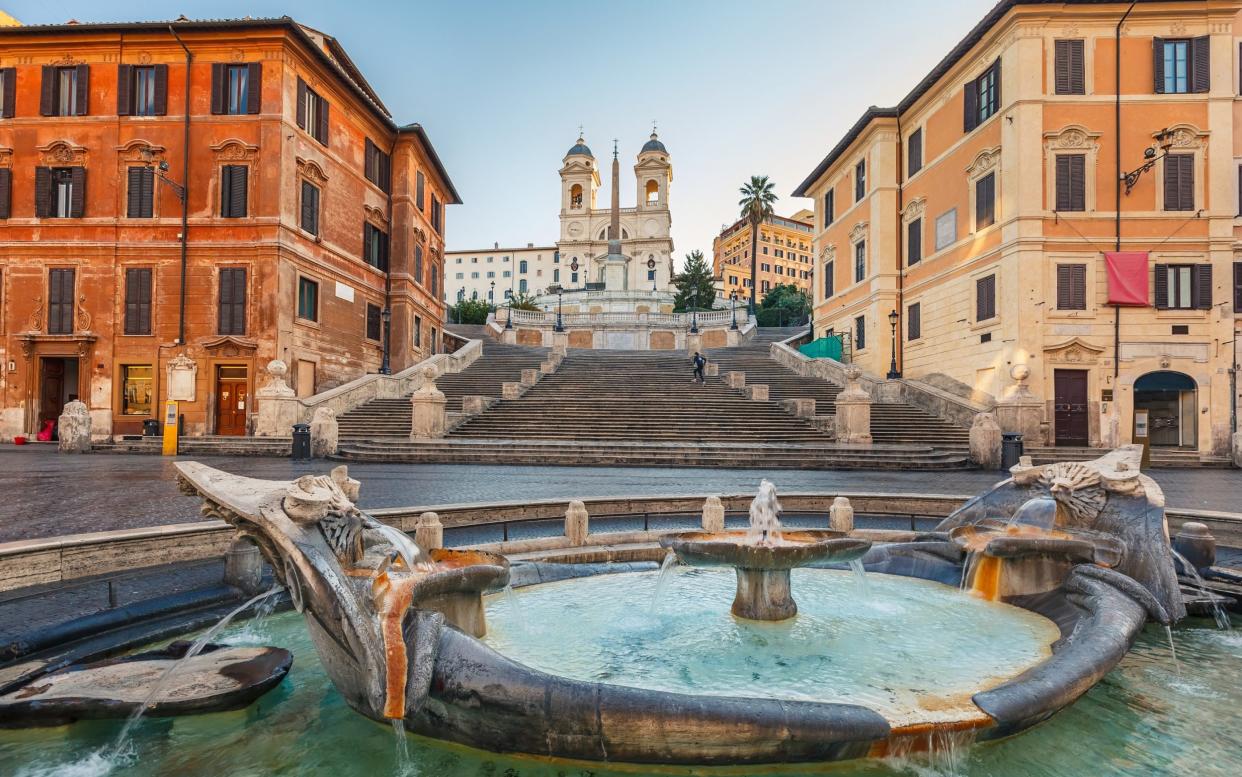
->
xmin=554 ymin=285 xmax=565 ymax=332
xmin=505 ymin=300 xmax=513 ymax=329
xmin=1121 ymin=128 xmax=1176 ymax=196
xmin=489 ymin=280 xmax=495 ymax=305
xmin=379 ymin=307 xmax=392 ymax=375
xmin=690 ymin=288 xmax=699 ymax=334
xmin=886 ymin=308 xmax=901 ymax=380
xmin=729 ymin=290 xmax=739 ymax=330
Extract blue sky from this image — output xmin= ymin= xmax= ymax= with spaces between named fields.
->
xmin=8 ymin=0 xmax=997 ymax=263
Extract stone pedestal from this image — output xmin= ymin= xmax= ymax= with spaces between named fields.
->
xmin=969 ymin=412 xmax=1002 ymax=470
xmin=223 ymin=538 xmax=264 ymax=595
xmin=1233 ymin=432 xmax=1242 ymax=469
xmin=733 ymin=568 xmax=796 ymax=621
xmin=462 ymin=395 xmax=495 ymax=415
xmin=701 ymin=496 xmax=725 ymax=532
xmin=829 ymin=496 xmax=854 ymax=532
xmin=705 ymin=363 xmax=719 ymax=377
xmin=834 ymin=366 xmax=872 ymax=444
xmin=502 ymin=382 xmax=523 ymax=400
xmin=520 ymin=368 xmax=539 ymax=387
xmin=309 ymin=406 xmax=339 ymax=458
xmin=995 ymin=365 xmax=1044 ymax=445
xmin=410 ymin=365 xmax=447 ymax=439
xmin=540 ymin=359 xmax=557 ymax=375
xmin=725 ymin=371 xmax=746 ymax=389
xmin=746 ymin=384 xmax=769 ymax=401
xmin=565 ymin=500 xmax=589 ymax=545
xmin=686 ymin=333 xmax=703 ymax=355
xmin=414 ymin=511 xmax=444 ymax=552
xmin=552 ymin=340 xmax=568 ymax=357
xmin=56 ymin=400 xmax=91 ymax=453
xmin=500 ymin=328 xmax=517 ymax=345
xmin=781 ymin=398 xmax=815 ymax=418
xmin=255 ymin=360 xmax=299 ymax=437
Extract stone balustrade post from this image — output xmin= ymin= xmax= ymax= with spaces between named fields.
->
xmin=686 ymin=333 xmax=703 ymax=355
xmin=254 ymin=359 xmax=301 ymax=437
xmin=969 ymin=412 xmax=1003 ymax=470
xmin=410 ymin=365 xmax=447 ymax=439
xmin=781 ymin=398 xmax=816 ymax=418
xmin=701 ymin=496 xmax=725 ymax=532
xmin=414 ymin=511 xmax=444 ymax=553
xmin=223 ymin=537 xmax=264 ymax=595
xmin=310 ymin=406 xmax=339 ymax=457
xmin=552 ymin=334 xmax=569 ymax=354
xmin=995 ymin=365 xmax=1045 ymax=446
xmin=746 ymin=384 xmax=769 ymax=401
xmin=705 ymin=363 xmax=719 ymax=377
xmin=565 ymin=500 xmax=589 ymax=545
xmin=462 ymin=395 xmax=495 ymax=415
xmin=829 ymin=497 xmax=854 ymax=532
xmin=521 ymin=368 xmax=539 ymax=387
xmin=834 ymin=366 xmax=873 ymax=444
xmin=502 ymin=382 xmax=523 ymax=400
xmin=725 ymin=371 xmax=746 ymax=389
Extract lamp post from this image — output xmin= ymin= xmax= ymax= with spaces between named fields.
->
xmin=379 ymin=307 xmax=392 ymax=375
xmin=690 ymin=288 xmax=699 ymax=334
xmin=554 ymin=286 xmax=564 ymax=332
xmin=505 ymin=301 xmax=513 ymax=329
xmin=730 ymin=290 xmax=739 ymax=330
xmin=489 ymin=280 xmax=495 ymax=306
xmin=1120 ymin=128 xmax=1176 ymax=195
xmin=886 ymin=309 xmax=901 ymax=380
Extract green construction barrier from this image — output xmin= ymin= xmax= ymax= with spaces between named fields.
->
xmin=799 ymin=336 xmax=844 ymax=361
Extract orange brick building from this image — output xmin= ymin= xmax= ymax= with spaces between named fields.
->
xmin=0 ymin=18 xmax=459 ymax=440
xmin=712 ymin=209 xmax=815 ymax=301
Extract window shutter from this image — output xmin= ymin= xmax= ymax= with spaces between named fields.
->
xmin=142 ymin=167 xmax=154 ymax=216
xmin=1153 ymin=37 xmax=1166 ymax=93
xmin=0 ymin=168 xmax=10 ymax=219
xmin=74 ymin=64 xmax=88 ymax=116
xmin=1071 ymin=265 xmax=1086 ymax=310
xmin=296 ymin=77 xmax=307 ymax=129
xmin=34 ymin=166 xmax=51 ymax=217
xmin=382 ymin=151 xmax=392 ymax=194
xmin=124 ymin=268 xmax=138 ymax=334
xmin=316 ymin=98 xmax=329 ymax=146
xmin=139 ymin=268 xmax=152 ymax=334
xmin=1057 ymin=265 xmax=1072 ymax=309
xmin=907 ymin=218 xmax=921 ymax=265
xmin=246 ymin=63 xmax=262 ymax=113
xmin=1193 ymin=264 xmax=1212 ymax=310
xmin=69 ymin=167 xmax=85 ymax=218
xmin=218 ymin=269 xmax=232 ymax=334
xmin=1234 ymin=262 xmax=1242 ymax=312
xmin=1153 ymin=264 xmax=1168 ymax=309
xmin=908 ymin=303 xmax=920 ymax=340
xmin=363 ymin=224 xmax=373 ymax=266
xmin=1054 ymin=40 xmax=1070 ymax=94
xmin=233 ymin=269 xmax=247 ymax=333
xmin=49 ymin=269 xmax=75 ymax=334
xmin=963 ymin=75 xmax=978 ymax=131
xmin=993 ymin=57 xmax=1002 ymax=109
xmin=977 ymin=275 xmax=996 ymax=321
xmin=127 ymin=167 xmax=143 ymax=218
xmin=1070 ymin=155 xmax=1085 ymax=211
xmin=365 ymin=139 xmax=374 ymax=180
xmin=153 ymin=64 xmax=168 ymax=115
xmin=1164 ymin=156 xmax=1179 ymax=210
xmin=1190 ymin=36 xmax=1210 ymax=93
xmin=210 ymin=63 xmax=226 ymax=114
xmin=908 ymin=129 xmax=922 ymax=176
xmin=1055 ymin=155 xmax=1071 ymax=210
xmin=116 ymin=64 xmax=132 ymax=115
xmin=39 ymin=66 xmax=54 ymax=115
xmin=229 ymin=165 xmax=247 ymax=217
xmin=1 ymin=67 xmax=15 ymax=118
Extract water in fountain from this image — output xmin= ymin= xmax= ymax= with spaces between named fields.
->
xmin=746 ymin=479 xmax=783 ymax=545
xmin=650 ymin=550 xmax=679 ymax=613
xmin=1164 ymin=625 xmax=1181 ymax=677
xmin=500 ymin=583 xmax=527 ymax=636
xmin=371 ymin=523 xmax=427 ymax=572
xmin=849 ymin=558 xmax=869 ymax=594
xmin=1170 ymin=549 xmax=1233 ymax=630
xmin=390 ymin=718 xmax=413 ymax=775
xmin=221 ymin=587 xmax=284 ymax=645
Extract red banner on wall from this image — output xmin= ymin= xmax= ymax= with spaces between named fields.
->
xmin=1105 ymin=252 xmax=1149 ymax=306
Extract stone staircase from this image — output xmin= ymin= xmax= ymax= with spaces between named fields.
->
xmin=1024 ymin=445 xmax=1232 ymax=469
xmin=96 ymin=435 xmax=292 ymax=456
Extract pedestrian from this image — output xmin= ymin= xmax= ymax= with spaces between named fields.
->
xmin=692 ymin=351 xmax=707 ymax=384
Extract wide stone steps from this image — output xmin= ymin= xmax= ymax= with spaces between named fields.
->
xmin=1023 ymin=445 xmax=1231 ymax=468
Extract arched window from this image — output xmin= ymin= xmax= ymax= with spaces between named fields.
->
xmin=519 ymin=259 xmax=528 ymax=273
xmin=553 ymin=268 xmax=560 ymax=283
xmin=519 ymin=278 xmax=528 ymax=293
xmin=570 ymin=184 xmax=583 ymax=208
xmin=645 ymin=179 xmax=659 ymax=203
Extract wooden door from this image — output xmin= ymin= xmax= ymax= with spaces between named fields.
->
xmin=1053 ymin=369 xmax=1089 ymax=447
xmin=215 ymin=368 xmax=249 ymax=436
xmin=39 ymin=358 xmax=65 ymax=426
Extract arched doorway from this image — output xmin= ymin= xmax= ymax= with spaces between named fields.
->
xmin=1134 ymin=371 xmax=1197 ymax=449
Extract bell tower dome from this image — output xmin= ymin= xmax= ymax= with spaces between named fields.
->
xmin=635 ymin=130 xmax=671 ymax=212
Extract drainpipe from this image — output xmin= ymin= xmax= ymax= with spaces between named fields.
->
xmin=169 ymin=25 xmax=191 ymax=347
xmin=895 ymin=113 xmax=904 ymax=379
xmin=380 ymin=139 xmax=395 ymax=374
xmin=1113 ymin=2 xmax=1136 ymax=380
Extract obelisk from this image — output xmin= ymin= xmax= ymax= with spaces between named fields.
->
xmin=603 ymin=140 xmax=628 ymax=290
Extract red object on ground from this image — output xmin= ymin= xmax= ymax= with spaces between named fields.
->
xmin=36 ymin=420 xmax=54 ymax=442
xmin=1105 ymin=251 xmax=1149 ymax=306
xmin=13 ymin=436 xmax=26 ymax=445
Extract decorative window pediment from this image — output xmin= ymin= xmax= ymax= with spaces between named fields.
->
xmin=820 ymin=244 xmax=836 ymax=263
xmin=902 ymin=197 xmax=926 ymax=224
xmin=1163 ymin=123 xmax=1207 ymax=150
xmin=848 ymin=221 xmax=868 ymax=244
xmin=296 ymin=156 xmax=328 ymax=184
xmin=364 ymin=203 xmax=389 ymax=228
xmin=966 ymin=146 xmax=1000 ymax=178
xmin=37 ymin=140 xmax=88 ymax=166
xmin=210 ymin=139 xmax=259 ymax=162
xmin=1043 ymin=124 xmax=1101 ymax=151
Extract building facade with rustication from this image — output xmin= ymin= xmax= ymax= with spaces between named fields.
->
xmin=794 ymin=0 xmax=1242 ymax=459
xmin=0 ymin=17 xmax=459 ymax=440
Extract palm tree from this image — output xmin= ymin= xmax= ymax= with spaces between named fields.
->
xmin=738 ymin=175 xmax=778 ymax=315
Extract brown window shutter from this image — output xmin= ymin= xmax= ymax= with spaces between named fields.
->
xmin=1 ymin=67 xmax=15 ymax=118
xmin=124 ymin=268 xmax=138 ymax=334
xmin=246 ymin=63 xmax=262 ymax=113
xmin=229 ymin=165 xmax=248 ymax=217
xmin=1055 ymin=155 xmax=1071 ymax=210
xmin=1153 ymin=37 xmax=1165 ymax=93
xmin=363 ymin=224 xmax=373 ymax=265
xmin=139 ymin=269 xmax=152 ymax=335
xmin=1180 ymin=156 xmax=1194 ymax=210
xmin=296 ymin=77 xmax=307 ymax=128
xmin=69 ymin=167 xmax=85 ymax=217
xmin=74 ymin=64 xmax=88 ymax=116
xmin=0 ymin=168 xmax=10 ymax=219
xmin=907 ymin=218 xmax=921 ymax=265
xmin=317 ymin=98 xmax=329 ymax=146
xmin=210 ymin=63 xmax=226 ymax=114
xmin=1054 ymin=40 xmax=1070 ymax=94
xmin=1234 ymin=262 xmax=1242 ymax=312
xmin=220 ymin=165 xmax=231 ymax=215
xmin=365 ymin=139 xmax=375 ymax=183
xmin=1069 ymin=40 xmax=1085 ymax=93
xmin=908 ymin=129 xmax=922 ymax=176
xmin=40 ymin=66 xmax=55 ymax=115
xmin=127 ymin=167 xmax=142 ymax=218
xmin=34 ymin=167 xmax=51 ymax=217
xmin=1056 ymin=265 xmax=1072 ymax=309
xmin=233 ymin=269 xmax=247 ymax=334
xmin=1191 ymin=36 xmax=1210 ymax=93
xmin=1070 ymin=155 xmax=1085 ymax=211
xmin=49 ymin=268 xmax=75 ymax=334
xmin=116 ymin=64 xmax=132 ymax=115
xmin=1193 ymin=264 xmax=1212 ymax=310
xmin=1071 ymin=265 xmax=1086 ymax=309
xmin=963 ymin=75 xmax=978 ymax=131
xmin=218 ymin=269 xmax=231 ymax=334
xmin=908 ymin=303 xmax=920 ymax=340
xmin=1153 ymin=264 xmax=1169 ymax=309
xmin=152 ymin=64 xmax=168 ymax=115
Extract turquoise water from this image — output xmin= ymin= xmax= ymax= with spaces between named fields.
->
xmin=1 ymin=569 xmax=1239 ymax=777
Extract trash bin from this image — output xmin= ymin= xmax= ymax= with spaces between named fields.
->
xmin=291 ymin=423 xmax=311 ymax=461
xmin=1000 ymin=433 xmax=1024 ymax=470
xmin=142 ymin=419 xmax=161 ymax=437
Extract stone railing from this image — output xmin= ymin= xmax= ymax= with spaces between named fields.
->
xmin=254 ymin=339 xmax=483 ymax=435
xmin=504 ymin=308 xmax=742 ymax=329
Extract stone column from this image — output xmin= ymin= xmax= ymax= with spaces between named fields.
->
xmin=254 ymin=359 xmax=300 ymax=437
xmin=410 ymin=365 xmax=447 ymax=439
xmin=969 ymin=412 xmax=1002 ymax=470
xmin=56 ymin=399 xmax=91 ymax=453
xmin=701 ymin=496 xmax=725 ymax=532
xmin=309 ymin=406 xmax=339 ymax=457
xmin=223 ymin=537 xmax=264 ymax=595
xmin=995 ymin=364 xmax=1044 ymax=445
xmin=414 ymin=511 xmax=444 ymax=553
xmin=565 ymin=500 xmax=589 ymax=545
xmin=834 ymin=366 xmax=872 ymax=444
xmin=828 ymin=496 xmax=854 ymax=532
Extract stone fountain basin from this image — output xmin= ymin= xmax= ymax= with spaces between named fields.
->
xmin=659 ymin=530 xmax=872 ymax=570
xmin=404 ymin=549 xmax=511 ymax=600
xmin=949 ymin=524 xmax=1116 ymax=566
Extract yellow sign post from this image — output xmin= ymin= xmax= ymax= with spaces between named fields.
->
xmin=162 ymin=400 xmax=179 ymax=456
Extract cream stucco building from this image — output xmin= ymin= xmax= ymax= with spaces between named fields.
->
xmin=444 ymin=243 xmax=562 ymax=303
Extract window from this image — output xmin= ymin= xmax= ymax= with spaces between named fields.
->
xmin=935 ymin=209 xmax=956 ymax=250
xmin=414 ymin=245 xmax=424 ymax=285
xmin=456 ymin=272 xmax=464 ymax=280
xmin=1054 ymin=39 xmax=1085 ymax=95
xmin=471 ymin=272 xmax=479 ymax=279
xmin=1154 ymin=37 xmax=1208 ymax=94
xmin=299 ymin=180 xmax=320 ymax=235
xmin=1163 ymin=154 xmax=1194 ymax=211
xmin=976 ymin=274 xmax=997 ymax=321
xmin=907 ymin=128 xmax=923 ymax=177
xmin=218 ymin=267 xmax=246 ymax=335
xmin=0 ymin=67 xmax=14 ymax=119
xmin=519 ymin=259 xmax=528 ymax=274
xmin=907 ymin=218 xmax=922 ymax=265
xmin=121 ymin=365 xmax=153 ymax=416
xmin=211 ymin=63 xmax=261 ymax=114
xmin=854 ymin=240 xmax=866 ymax=283
xmin=431 ymin=264 xmax=440 ymax=298
xmin=296 ymin=78 xmax=329 ymax=145
xmin=647 ymin=268 xmax=655 ymax=281
xmin=1154 ymin=264 xmax=1211 ymax=310
xmin=126 ymin=166 xmax=155 ymax=218
xmin=366 ymin=303 xmax=382 ymax=342
xmin=502 ymin=270 xmax=510 ymax=278
xmin=416 ymin=171 xmax=425 ymax=211
xmin=486 ymin=271 xmax=495 ymax=279
xmin=0 ymin=168 xmax=10 ymax=219
xmin=431 ymin=195 xmax=442 ymax=233
xmin=854 ymin=315 xmax=866 ymax=351
xmin=414 ymin=315 xmax=422 ymax=347
xmin=975 ymin=172 xmax=996 ymax=229
xmin=124 ymin=268 xmax=153 ymax=334
xmin=964 ymin=59 xmax=1000 ymax=131
xmin=1234 ymin=262 xmax=1242 ymax=312
xmin=571 ymin=272 xmax=579 ymax=284
xmin=1055 ymin=155 xmax=1086 ymax=212
xmin=907 ymin=302 xmax=921 ymax=341
xmin=48 ymin=268 xmax=75 ymax=334
xmin=1056 ymin=264 xmax=1087 ymax=310
xmin=364 ymin=139 xmax=392 ymax=193
xmin=118 ymin=65 xmax=166 ymax=116
xmin=363 ymin=224 xmax=389 ymax=272
xmin=854 ymin=159 xmax=866 ymax=202
xmin=35 ymin=167 xmax=84 ymax=219
xmin=220 ymin=165 xmax=248 ymax=218
xmin=554 ymin=268 xmax=560 ymax=283
xmin=431 ymin=328 xmax=438 ymax=354
xmin=823 ymin=260 xmax=834 ymax=298
xmin=297 ymin=276 xmax=319 ymax=321
xmin=41 ymin=64 xmax=87 ymax=116
xmin=519 ymin=278 xmax=527 ymax=293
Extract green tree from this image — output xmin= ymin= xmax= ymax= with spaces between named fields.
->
xmin=756 ymin=283 xmax=811 ymax=327
xmin=672 ymin=250 xmax=718 ymax=313
xmin=507 ymin=291 xmax=541 ymax=311
xmin=448 ymin=298 xmax=492 ymax=325
xmin=738 ymin=175 xmax=778 ymax=315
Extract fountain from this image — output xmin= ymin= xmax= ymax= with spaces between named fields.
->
xmin=659 ymin=479 xmax=871 ymax=620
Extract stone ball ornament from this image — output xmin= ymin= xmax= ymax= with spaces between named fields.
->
xmin=1011 ymin=363 xmax=1030 ymax=383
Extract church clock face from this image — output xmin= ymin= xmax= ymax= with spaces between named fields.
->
xmin=646 ymin=257 xmax=656 ymax=269
xmin=567 ymin=221 xmax=584 ymax=238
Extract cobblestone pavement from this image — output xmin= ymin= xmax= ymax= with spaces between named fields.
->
xmin=1 ymin=446 xmax=1239 ymax=543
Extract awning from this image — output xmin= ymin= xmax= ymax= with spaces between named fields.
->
xmin=1105 ymin=252 xmax=1149 ymax=306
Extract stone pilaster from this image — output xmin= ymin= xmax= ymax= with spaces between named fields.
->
xmin=56 ymin=399 xmax=91 ymax=453
xmin=309 ymin=406 xmax=339 ymax=457
xmin=725 ymin=371 xmax=746 ymax=389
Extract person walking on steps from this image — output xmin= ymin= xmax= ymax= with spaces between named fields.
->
xmin=692 ymin=351 xmax=707 ymax=384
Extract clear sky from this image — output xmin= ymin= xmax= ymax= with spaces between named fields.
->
xmin=8 ymin=0 xmax=998 ymax=265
